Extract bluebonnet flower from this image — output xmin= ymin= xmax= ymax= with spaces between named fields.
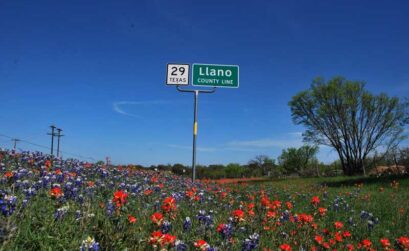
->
xmin=130 ymin=184 xmax=140 ymax=193
xmin=106 ymin=201 xmax=115 ymax=216
xmin=175 ymin=240 xmax=188 ymax=251
xmin=228 ymin=217 xmax=234 ymax=223
xmin=161 ymin=220 xmax=172 ymax=234
xmin=24 ymin=187 xmax=36 ymax=199
xmin=242 ymin=233 xmax=259 ymax=251
xmin=280 ymin=210 xmax=290 ymax=223
xmin=360 ymin=210 xmax=369 ymax=220
xmin=54 ymin=206 xmax=69 ymax=220
xmin=119 ymin=182 xmax=126 ymax=190
xmin=75 ymin=210 xmax=82 ymax=221
xmin=100 ymin=170 xmax=108 ymax=178
xmin=21 ymin=179 xmax=30 ymax=189
xmin=80 ymin=236 xmax=100 ymax=251
xmin=171 ymin=192 xmax=184 ymax=201
xmin=204 ymin=214 xmax=213 ymax=227
xmin=197 ymin=210 xmax=207 ymax=223
xmin=373 ymin=217 xmax=379 ymax=224
xmin=217 ymin=223 xmax=233 ymax=239
xmin=348 ymin=217 xmax=354 ymax=225
xmin=196 ymin=210 xmax=213 ymax=227
xmin=368 ymin=220 xmax=374 ymax=231
xmin=333 ymin=203 xmax=339 ymax=211
xmin=77 ymin=194 xmax=84 ymax=205
xmin=183 ymin=217 xmax=192 ymax=232
xmin=75 ymin=177 xmax=82 ymax=186
xmin=0 ymin=194 xmax=17 ymax=217
xmin=56 ymin=173 xmax=64 ymax=183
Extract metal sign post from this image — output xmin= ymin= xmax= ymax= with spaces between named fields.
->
xmin=166 ymin=63 xmax=238 ymax=182
xmin=176 ymin=85 xmax=215 ymax=182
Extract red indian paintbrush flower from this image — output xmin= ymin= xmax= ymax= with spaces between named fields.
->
xmin=128 ymin=214 xmax=137 ymax=224
xmin=397 ymin=236 xmax=409 ymax=250
xmin=361 ymin=239 xmax=372 ymax=249
xmin=151 ymin=212 xmax=164 ymax=226
xmin=194 ymin=240 xmax=210 ymax=251
xmin=149 ymin=231 xmax=176 ymax=247
xmin=232 ymin=209 xmax=245 ymax=222
xmin=380 ymin=238 xmax=391 ymax=249
xmin=346 ymin=244 xmax=354 ymax=250
xmin=318 ymin=207 xmax=327 ymax=216
xmin=161 ymin=196 xmax=176 ymax=213
xmin=335 ymin=232 xmax=343 ymax=242
xmin=314 ymin=235 xmax=324 ymax=245
xmin=279 ymin=243 xmax=292 ymax=251
xmin=149 ymin=231 xmax=163 ymax=248
xmin=311 ymin=196 xmax=320 ymax=206
xmin=112 ymin=190 xmax=128 ymax=208
xmin=161 ymin=233 xmax=176 ymax=246
xmin=144 ymin=189 xmax=153 ymax=196
xmin=342 ymin=231 xmax=351 ymax=238
xmin=298 ymin=213 xmax=314 ymax=223
xmin=4 ymin=171 xmax=13 ymax=178
xmin=50 ymin=187 xmax=64 ymax=198
xmin=186 ymin=190 xmax=195 ymax=198
xmin=334 ymin=221 xmax=344 ymax=229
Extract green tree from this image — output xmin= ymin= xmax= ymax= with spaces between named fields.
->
xmin=248 ymin=155 xmax=276 ymax=176
xmin=225 ymin=163 xmax=246 ymax=178
xmin=171 ymin=163 xmax=187 ymax=175
xmin=289 ymin=77 xmax=409 ymax=175
xmin=278 ymin=145 xmax=319 ymax=176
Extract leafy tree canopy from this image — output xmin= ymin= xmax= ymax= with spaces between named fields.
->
xmin=289 ymin=76 xmax=408 ymax=175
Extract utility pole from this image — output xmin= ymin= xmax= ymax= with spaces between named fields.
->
xmin=106 ymin=156 xmax=111 ymax=168
xmin=56 ymin=128 xmax=64 ymax=158
xmin=11 ymin=138 xmax=20 ymax=151
xmin=47 ymin=125 xmax=56 ymax=156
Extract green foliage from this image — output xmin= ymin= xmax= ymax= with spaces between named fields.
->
xmin=248 ymin=155 xmax=277 ymax=176
xmin=289 ymin=76 xmax=409 ymax=176
xmin=278 ymin=145 xmax=319 ymax=176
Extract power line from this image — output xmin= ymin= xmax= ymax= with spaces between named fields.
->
xmin=0 ymin=133 xmax=13 ymax=139
xmin=0 ymin=133 xmax=95 ymax=161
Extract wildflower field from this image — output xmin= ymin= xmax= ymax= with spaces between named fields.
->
xmin=1 ymin=150 xmax=408 ymax=251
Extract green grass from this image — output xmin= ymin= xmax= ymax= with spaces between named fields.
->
xmin=1 ymin=169 xmax=408 ymax=250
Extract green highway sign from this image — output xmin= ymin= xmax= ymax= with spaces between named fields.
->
xmin=192 ymin=64 xmax=239 ymax=88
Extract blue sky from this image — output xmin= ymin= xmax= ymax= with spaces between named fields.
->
xmin=1 ymin=0 xmax=408 ymax=166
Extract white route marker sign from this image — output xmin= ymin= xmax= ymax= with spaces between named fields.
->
xmin=166 ymin=63 xmax=190 ymax=85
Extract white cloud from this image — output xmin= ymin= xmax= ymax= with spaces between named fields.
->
xmin=112 ymin=100 xmax=174 ymax=118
